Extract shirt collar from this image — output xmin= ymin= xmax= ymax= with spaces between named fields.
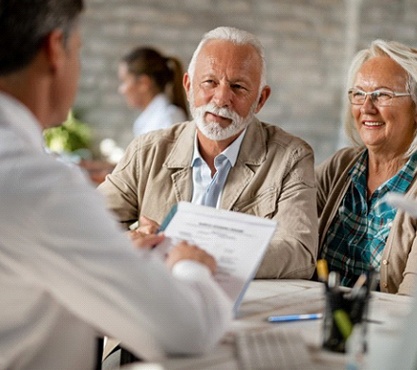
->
xmin=350 ymin=149 xmax=417 ymax=200
xmin=349 ymin=150 xmax=368 ymax=197
xmin=191 ymin=128 xmax=247 ymax=167
xmin=0 ymin=92 xmax=44 ymax=152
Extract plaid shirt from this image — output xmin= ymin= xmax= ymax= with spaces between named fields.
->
xmin=321 ymin=150 xmax=417 ymax=287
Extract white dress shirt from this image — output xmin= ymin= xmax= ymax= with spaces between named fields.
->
xmin=191 ymin=130 xmax=246 ymax=207
xmin=133 ymin=93 xmax=187 ymax=137
xmin=0 ymin=92 xmax=232 ymax=370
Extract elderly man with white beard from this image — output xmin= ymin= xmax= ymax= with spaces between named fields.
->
xmin=98 ymin=26 xmax=318 ymax=280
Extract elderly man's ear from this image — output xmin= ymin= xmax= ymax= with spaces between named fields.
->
xmin=183 ymin=72 xmax=192 ymax=100
xmin=255 ymin=85 xmax=271 ymax=113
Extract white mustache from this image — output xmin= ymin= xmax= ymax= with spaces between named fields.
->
xmin=203 ymin=104 xmax=239 ymax=121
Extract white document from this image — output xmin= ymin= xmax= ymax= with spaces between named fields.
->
xmin=154 ymin=202 xmax=277 ymax=315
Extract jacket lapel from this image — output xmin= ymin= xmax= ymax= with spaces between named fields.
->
xmin=164 ymin=122 xmax=196 ymax=203
xmin=221 ymin=119 xmax=267 ymax=210
xmin=163 ymin=119 xmax=267 ymax=208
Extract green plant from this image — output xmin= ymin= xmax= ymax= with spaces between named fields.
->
xmin=44 ymin=110 xmax=92 ymax=155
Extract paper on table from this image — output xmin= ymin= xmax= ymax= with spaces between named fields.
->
xmin=383 ymin=192 xmax=417 ymax=218
xmin=154 ymin=202 xmax=277 ymax=315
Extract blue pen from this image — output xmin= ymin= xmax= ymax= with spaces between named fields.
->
xmin=267 ymin=313 xmax=323 ymax=323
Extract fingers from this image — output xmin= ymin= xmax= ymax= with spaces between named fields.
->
xmin=127 ymin=216 xmax=163 ymax=249
xmin=127 ymin=219 xmax=216 ymax=273
xmin=137 ymin=215 xmax=160 ymax=235
xmin=130 ymin=232 xmax=165 ymax=250
xmin=165 ymin=242 xmax=217 ymax=274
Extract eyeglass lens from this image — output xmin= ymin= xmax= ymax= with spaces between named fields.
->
xmin=349 ymin=90 xmax=393 ymax=106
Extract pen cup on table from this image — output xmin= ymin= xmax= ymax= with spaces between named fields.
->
xmin=322 ymin=274 xmax=370 ymax=353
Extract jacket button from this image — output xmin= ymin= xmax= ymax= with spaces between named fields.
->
xmin=382 ymin=259 xmax=389 ymax=265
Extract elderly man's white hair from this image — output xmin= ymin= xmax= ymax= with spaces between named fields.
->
xmin=187 ymin=26 xmax=267 ymax=91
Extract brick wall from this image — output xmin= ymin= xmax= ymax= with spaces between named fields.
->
xmin=77 ymin=0 xmax=417 ymax=164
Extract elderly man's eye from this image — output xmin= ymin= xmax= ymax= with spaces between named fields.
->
xmin=201 ymin=80 xmax=216 ymax=87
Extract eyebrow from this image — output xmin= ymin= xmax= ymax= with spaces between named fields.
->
xmin=353 ymin=85 xmax=403 ymax=91
xmin=199 ymin=73 xmax=252 ymax=86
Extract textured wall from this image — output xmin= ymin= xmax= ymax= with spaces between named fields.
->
xmin=77 ymin=0 xmax=417 ymax=164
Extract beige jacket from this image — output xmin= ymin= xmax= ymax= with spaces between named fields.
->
xmin=316 ymin=147 xmax=417 ymax=295
xmin=99 ymin=119 xmax=318 ymax=279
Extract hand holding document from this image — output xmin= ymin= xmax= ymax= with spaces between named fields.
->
xmin=154 ymin=202 xmax=277 ymax=315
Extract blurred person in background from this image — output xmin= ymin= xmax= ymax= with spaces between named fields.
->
xmin=118 ymin=46 xmax=189 ymax=137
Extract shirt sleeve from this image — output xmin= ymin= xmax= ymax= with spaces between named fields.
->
xmin=14 ymin=160 xmax=232 ymax=360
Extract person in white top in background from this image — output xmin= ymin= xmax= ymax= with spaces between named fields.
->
xmin=0 ymin=1 xmax=232 ymax=370
xmin=118 ymin=47 xmax=189 ymax=137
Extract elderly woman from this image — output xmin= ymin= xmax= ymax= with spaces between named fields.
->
xmin=317 ymin=40 xmax=417 ymax=295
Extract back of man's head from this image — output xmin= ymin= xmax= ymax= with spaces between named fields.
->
xmin=0 ymin=0 xmax=84 ymax=76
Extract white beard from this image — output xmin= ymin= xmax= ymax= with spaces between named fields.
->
xmin=189 ymin=92 xmax=257 ymax=141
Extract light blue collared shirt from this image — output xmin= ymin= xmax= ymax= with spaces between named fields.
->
xmin=191 ymin=129 xmax=246 ymax=208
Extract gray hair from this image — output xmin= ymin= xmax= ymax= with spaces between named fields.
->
xmin=343 ymin=39 xmax=417 ymax=156
xmin=187 ymin=26 xmax=267 ymax=91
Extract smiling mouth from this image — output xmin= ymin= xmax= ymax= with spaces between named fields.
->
xmin=363 ymin=121 xmax=384 ymax=127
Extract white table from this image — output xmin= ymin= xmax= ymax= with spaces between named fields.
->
xmin=125 ymin=279 xmax=413 ymax=370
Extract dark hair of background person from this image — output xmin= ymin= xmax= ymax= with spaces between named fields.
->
xmin=0 ymin=0 xmax=84 ymax=76
xmin=121 ymin=47 xmax=189 ymax=118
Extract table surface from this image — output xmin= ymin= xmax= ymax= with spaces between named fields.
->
xmin=125 ymin=279 xmax=413 ymax=370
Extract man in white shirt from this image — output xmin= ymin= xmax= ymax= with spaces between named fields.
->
xmin=0 ymin=1 xmax=232 ymax=370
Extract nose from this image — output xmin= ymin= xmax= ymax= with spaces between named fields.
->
xmin=212 ymin=83 xmax=233 ymax=107
xmin=360 ymin=94 xmax=377 ymax=113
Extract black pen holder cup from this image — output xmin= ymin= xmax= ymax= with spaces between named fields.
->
xmin=322 ymin=288 xmax=369 ymax=353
